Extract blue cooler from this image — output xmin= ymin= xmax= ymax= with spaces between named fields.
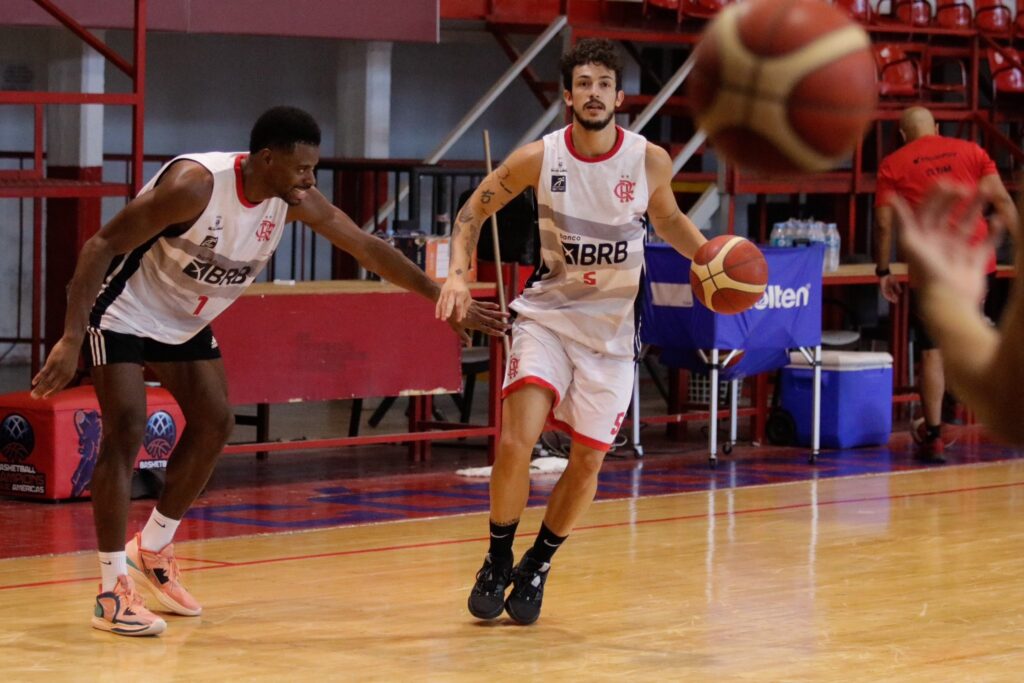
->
xmin=780 ymin=351 xmax=893 ymax=449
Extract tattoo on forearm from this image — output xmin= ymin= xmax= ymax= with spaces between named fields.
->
xmin=481 ymin=189 xmax=494 ymax=204
xmin=458 ymin=205 xmax=474 ymax=224
xmin=499 ymin=181 xmax=513 ymax=194
xmin=455 ymin=268 xmax=464 ymax=276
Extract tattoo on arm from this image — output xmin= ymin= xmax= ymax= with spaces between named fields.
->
xmin=455 ymin=268 xmax=464 ymax=276
xmin=481 ymin=189 xmax=494 ymax=205
xmin=499 ymin=181 xmax=514 ymax=194
xmin=458 ymin=205 xmax=474 ymax=224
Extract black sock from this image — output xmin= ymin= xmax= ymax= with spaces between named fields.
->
xmin=926 ymin=423 xmax=941 ymax=441
xmin=527 ymin=522 xmax=568 ymax=565
xmin=488 ymin=519 xmax=518 ymax=563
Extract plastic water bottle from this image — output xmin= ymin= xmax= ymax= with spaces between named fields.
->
xmin=769 ymin=222 xmax=785 ymax=247
xmin=792 ymin=219 xmax=811 ymax=247
xmin=808 ymin=220 xmax=826 ymax=246
xmin=824 ymin=222 xmax=841 ymax=272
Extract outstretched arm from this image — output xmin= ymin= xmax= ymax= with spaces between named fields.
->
xmin=894 ymin=183 xmax=1024 ymax=444
xmin=290 ymin=190 xmax=506 ymax=342
xmin=436 ymin=141 xmax=543 ymax=323
xmin=644 ymin=144 xmax=706 ymax=258
xmin=31 ymin=162 xmax=213 ymax=398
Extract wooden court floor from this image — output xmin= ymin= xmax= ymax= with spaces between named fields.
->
xmin=3 ymin=460 xmax=1024 ymax=681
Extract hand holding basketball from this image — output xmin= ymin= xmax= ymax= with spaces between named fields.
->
xmin=690 ymin=236 xmax=769 ymax=314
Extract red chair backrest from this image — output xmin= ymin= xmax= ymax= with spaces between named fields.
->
xmin=681 ymin=0 xmax=729 ymax=16
xmin=895 ymin=0 xmax=933 ymax=25
xmin=987 ymin=47 xmax=1024 ymax=93
xmin=836 ymin=0 xmax=875 ymax=21
xmin=934 ymin=0 xmax=972 ymax=27
xmin=976 ymin=0 xmax=1012 ymax=31
xmin=874 ymin=44 xmax=921 ymax=95
xmin=646 ymin=0 xmax=681 ymax=9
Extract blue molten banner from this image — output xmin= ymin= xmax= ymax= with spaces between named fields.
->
xmin=642 ymin=243 xmax=823 ymax=378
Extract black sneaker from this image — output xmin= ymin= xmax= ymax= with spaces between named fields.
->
xmin=468 ymin=553 xmax=513 ymax=620
xmin=504 ymin=554 xmax=550 ymax=625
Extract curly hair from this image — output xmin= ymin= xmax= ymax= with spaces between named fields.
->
xmin=560 ymin=38 xmax=623 ymax=91
xmin=249 ymin=106 xmax=321 ymax=153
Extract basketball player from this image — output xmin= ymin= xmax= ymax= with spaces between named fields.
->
xmin=436 ymin=39 xmax=707 ymax=624
xmin=893 ymin=183 xmax=1024 ymax=445
xmin=30 ymin=106 xmax=506 ymax=637
xmin=874 ymin=106 xmax=1017 ymax=462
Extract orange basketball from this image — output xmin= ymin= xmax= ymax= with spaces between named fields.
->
xmin=690 ymin=236 xmax=768 ymax=315
xmin=687 ymin=0 xmax=877 ymax=174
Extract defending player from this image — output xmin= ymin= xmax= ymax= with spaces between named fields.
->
xmin=31 ymin=106 xmax=506 ymax=636
xmin=436 ymin=39 xmax=707 ymax=624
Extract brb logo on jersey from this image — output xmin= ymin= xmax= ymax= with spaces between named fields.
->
xmin=561 ymin=239 xmax=629 ymax=267
xmin=256 ymin=217 xmax=277 ymax=242
xmin=613 ymin=178 xmax=635 ymax=203
xmin=183 ymin=260 xmax=253 ymax=286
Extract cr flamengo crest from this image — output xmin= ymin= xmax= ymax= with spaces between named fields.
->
xmin=613 ymin=178 xmax=635 ymax=203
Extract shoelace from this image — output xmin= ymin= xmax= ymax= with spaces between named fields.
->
xmin=120 ymin=581 xmax=147 ymax=611
xmin=150 ymin=551 xmax=186 ymax=586
xmin=475 ymin=563 xmax=509 ymax=591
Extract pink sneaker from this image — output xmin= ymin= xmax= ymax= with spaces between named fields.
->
xmin=92 ymin=575 xmax=166 ymax=636
xmin=126 ymin=533 xmax=202 ymax=616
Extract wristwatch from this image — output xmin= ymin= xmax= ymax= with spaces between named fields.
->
xmin=875 ymin=265 xmax=891 ymax=277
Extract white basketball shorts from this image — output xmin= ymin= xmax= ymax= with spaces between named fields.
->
xmin=502 ymin=317 xmax=635 ymax=451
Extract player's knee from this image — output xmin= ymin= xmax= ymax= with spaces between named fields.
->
xmin=497 ymin=430 xmax=537 ymax=460
xmin=569 ymin=449 xmax=606 ymax=477
xmin=198 ymin=402 xmax=234 ymax=447
xmin=100 ymin=407 xmax=146 ymax=458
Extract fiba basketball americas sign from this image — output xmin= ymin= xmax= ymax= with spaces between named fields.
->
xmin=0 ymin=406 xmax=178 ymax=498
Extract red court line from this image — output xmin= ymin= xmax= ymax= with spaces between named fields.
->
xmin=3 ymin=478 xmax=1022 ymax=593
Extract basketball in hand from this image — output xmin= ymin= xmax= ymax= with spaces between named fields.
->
xmin=686 ymin=0 xmax=877 ymax=173
xmin=690 ymin=236 xmax=768 ymax=314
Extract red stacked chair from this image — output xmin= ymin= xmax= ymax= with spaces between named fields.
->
xmin=874 ymin=44 xmax=922 ymax=98
xmin=987 ymin=46 xmax=1024 ymax=108
xmin=678 ymin=0 xmax=733 ymax=20
xmin=934 ymin=0 xmax=973 ymax=27
xmin=835 ymin=0 xmax=875 ymax=22
xmin=894 ymin=0 xmax=934 ymax=25
xmin=642 ymin=0 xmax=681 ymax=18
xmin=976 ymin=0 xmax=1012 ymax=32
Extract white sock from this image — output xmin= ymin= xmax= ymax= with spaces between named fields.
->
xmin=140 ymin=508 xmax=181 ymax=552
xmin=98 ymin=551 xmax=127 ymax=592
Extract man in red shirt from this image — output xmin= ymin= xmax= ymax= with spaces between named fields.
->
xmin=874 ymin=106 xmax=1017 ymax=462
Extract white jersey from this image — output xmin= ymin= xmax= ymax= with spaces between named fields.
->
xmin=90 ymin=152 xmax=289 ymax=344
xmin=511 ymin=125 xmax=649 ymax=359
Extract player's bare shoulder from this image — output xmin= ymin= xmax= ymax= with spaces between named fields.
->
xmin=644 ymin=142 xmax=673 ymax=195
xmin=503 ymin=140 xmax=545 ymax=191
xmin=150 ymin=159 xmax=215 ymax=215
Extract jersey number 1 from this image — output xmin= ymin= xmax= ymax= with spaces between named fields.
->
xmin=193 ymin=295 xmax=209 ymax=316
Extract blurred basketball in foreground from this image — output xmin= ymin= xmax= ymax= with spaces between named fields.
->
xmin=690 ymin=236 xmax=768 ymax=314
xmin=687 ymin=0 xmax=877 ymax=173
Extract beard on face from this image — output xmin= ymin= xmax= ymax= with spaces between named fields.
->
xmin=572 ymin=103 xmax=614 ymax=132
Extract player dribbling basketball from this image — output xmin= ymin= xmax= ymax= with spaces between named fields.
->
xmin=436 ymin=38 xmax=707 ymax=625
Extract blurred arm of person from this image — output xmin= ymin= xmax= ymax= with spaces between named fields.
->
xmin=893 ymin=183 xmax=1024 ymax=444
